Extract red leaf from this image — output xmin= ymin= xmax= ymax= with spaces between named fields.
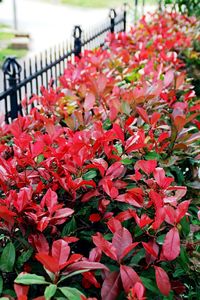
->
xmin=150 ymin=112 xmax=161 ymax=126
xmin=149 ymin=190 xmax=163 ymax=209
xmin=14 ymin=283 xmax=29 ymax=300
xmin=171 ymin=280 xmax=186 ymax=294
xmin=106 ymin=162 xmax=125 ymax=179
xmin=97 ymin=74 xmax=107 ymax=94
xmin=163 ymin=227 xmax=180 ymax=260
xmin=112 ymin=228 xmax=132 ymax=261
xmin=0 ymin=206 xmax=16 ymax=225
xmin=151 ymin=207 xmax=165 ymax=230
xmin=116 ymin=193 xmax=143 ymax=208
xmin=116 ymin=210 xmax=133 ymax=222
xmin=164 ymin=206 xmax=176 ymax=225
xmin=52 ymin=239 xmax=70 ymax=267
xmin=164 ymin=69 xmax=174 ymax=87
xmin=112 ymin=123 xmax=125 ymax=144
xmin=136 ymin=107 xmax=149 ymax=123
xmin=81 ymin=190 xmax=100 ymax=203
xmin=107 ymin=218 xmax=122 ymax=233
xmin=176 ymin=73 xmax=185 ymax=89
xmin=82 ymin=271 xmax=100 ymax=288
xmin=120 ymin=265 xmax=141 ymax=293
xmin=28 ymin=234 xmax=49 ymax=253
xmin=121 ymin=242 xmax=139 ymax=260
xmin=138 ymin=214 xmax=153 ymax=228
xmin=101 ymin=271 xmax=121 ymax=300
xmin=142 ymin=242 xmax=158 ymax=258
xmin=93 ymin=233 xmax=118 ymax=261
xmin=62 ymin=253 xmax=83 ymax=268
xmin=154 ymin=266 xmax=171 ymax=296
xmin=15 ymin=188 xmax=32 ymax=213
xmin=129 ymin=282 xmax=145 ymax=300
xmin=86 ymin=158 xmax=108 ymax=177
xmin=35 ymin=253 xmax=59 ymax=273
xmin=135 ymin=160 xmax=157 ymax=175
xmin=101 ymin=177 xmax=119 ymax=199
xmin=37 ymin=217 xmax=50 ymax=232
xmin=145 ymin=240 xmax=159 ymax=265
xmin=89 ymin=213 xmax=101 ymax=222
xmin=174 ymin=115 xmax=186 ymax=131
xmin=63 ymin=236 xmax=79 ymax=243
xmin=40 ymin=189 xmax=57 ymax=213
xmin=65 ymin=260 xmax=108 ymax=273
xmin=84 ymin=93 xmax=96 ymax=111
xmin=52 ymin=207 xmax=74 ymax=220
xmin=30 ymin=141 xmax=44 ymax=158
xmin=153 ymin=168 xmax=173 ymax=189
xmin=176 ymin=200 xmax=190 ymax=223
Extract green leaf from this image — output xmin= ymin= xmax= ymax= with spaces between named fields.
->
xmin=0 ymin=242 xmax=15 ymax=272
xmin=0 ymin=298 xmax=10 ymax=300
xmin=134 ymin=225 xmax=143 ymax=237
xmin=59 ymin=287 xmax=84 ymax=300
xmin=114 ymin=144 xmax=123 ymax=155
xmin=83 ymin=170 xmax=97 ymax=180
xmin=173 ymin=267 xmax=185 ymax=278
xmin=37 ymin=154 xmax=44 ymax=163
xmin=130 ymin=248 xmax=145 ymax=266
xmin=121 ymin=158 xmax=134 ymax=165
xmin=62 ymin=217 xmax=77 ymax=236
xmin=180 ymin=216 xmax=190 ymax=237
xmin=1 ymin=290 xmax=15 ymax=297
xmin=0 ymin=275 xmax=3 ymax=294
xmin=156 ymin=234 xmax=166 ymax=245
xmin=44 ymin=284 xmax=57 ymax=300
xmin=58 ymin=269 xmax=90 ymax=284
xmin=140 ymin=276 xmax=160 ymax=294
xmin=103 ymin=118 xmax=112 ymax=130
xmin=16 ymin=248 xmax=33 ymax=269
xmin=178 ymin=246 xmax=189 ymax=270
xmin=121 ymin=101 xmax=131 ymax=115
xmin=15 ymin=273 xmax=49 ymax=285
xmin=145 ymin=152 xmax=160 ymax=160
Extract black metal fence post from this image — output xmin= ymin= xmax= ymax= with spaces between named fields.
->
xmin=123 ymin=3 xmax=127 ymax=32
xmin=158 ymin=0 xmax=162 ymax=11
xmin=73 ymin=25 xmax=82 ymax=57
xmin=2 ymin=57 xmax=22 ymax=121
xmin=142 ymin=0 xmax=145 ymax=15
xmin=134 ymin=0 xmax=138 ymax=25
xmin=109 ymin=8 xmax=117 ymax=33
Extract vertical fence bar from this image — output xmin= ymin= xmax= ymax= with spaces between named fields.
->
xmin=73 ymin=25 xmax=82 ymax=58
xmin=142 ymin=0 xmax=145 ymax=15
xmin=134 ymin=0 xmax=138 ymax=25
xmin=109 ymin=9 xmax=117 ymax=33
xmin=2 ymin=57 xmax=22 ymax=121
xmin=158 ymin=0 xmax=162 ymax=11
xmin=123 ymin=3 xmax=127 ymax=32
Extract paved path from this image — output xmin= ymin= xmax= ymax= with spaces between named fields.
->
xmin=0 ymin=0 xmax=108 ymax=54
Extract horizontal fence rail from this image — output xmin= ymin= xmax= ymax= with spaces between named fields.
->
xmin=0 ymin=5 xmax=127 ymax=123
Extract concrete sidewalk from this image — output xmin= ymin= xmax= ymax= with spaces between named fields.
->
xmin=0 ymin=0 xmax=108 ymax=55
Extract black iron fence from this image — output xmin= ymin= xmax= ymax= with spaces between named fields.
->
xmin=1 ymin=0 xmax=162 ymax=123
xmin=0 ymin=5 xmax=127 ymax=123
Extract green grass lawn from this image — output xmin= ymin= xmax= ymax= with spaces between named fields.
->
xmin=58 ymin=0 xmax=157 ymax=8
xmin=0 ymin=48 xmax=27 ymax=64
xmin=0 ymin=31 xmax=15 ymax=41
xmin=0 ymin=24 xmax=27 ymax=66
